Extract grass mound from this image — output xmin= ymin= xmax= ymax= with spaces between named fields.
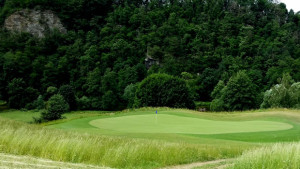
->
xmin=231 ymin=143 xmax=300 ymax=169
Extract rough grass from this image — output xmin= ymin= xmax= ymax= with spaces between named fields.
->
xmin=1 ymin=108 xmax=300 ymax=168
xmin=230 ymin=143 xmax=300 ymax=169
xmin=0 ymin=118 xmax=244 ymax=169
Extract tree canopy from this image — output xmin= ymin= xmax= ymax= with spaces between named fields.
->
xmin=135 ymin=73 xmax=195 ymax=109
xmin=0 ymin=0 xmax=299 ymax=111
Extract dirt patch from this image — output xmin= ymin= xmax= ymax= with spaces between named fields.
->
xmin=0 ymin=153 xmax=109 ymax=169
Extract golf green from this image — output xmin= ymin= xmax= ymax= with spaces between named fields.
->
xmin=89 ymin=114 xmax=293 ymax=134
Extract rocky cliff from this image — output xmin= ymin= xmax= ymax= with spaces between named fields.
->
xmin=4 ymin=9 xmax=66 ymax=38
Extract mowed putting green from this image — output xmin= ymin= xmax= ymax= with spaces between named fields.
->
xmin=89 ymin=114 xmax=293 ymax=134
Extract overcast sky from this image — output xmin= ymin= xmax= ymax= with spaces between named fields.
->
xmin=279 ymin=0 xmax=300 ymax=12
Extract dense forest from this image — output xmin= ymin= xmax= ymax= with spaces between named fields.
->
xmin=0 ymin=0 xmax=299 ymax=113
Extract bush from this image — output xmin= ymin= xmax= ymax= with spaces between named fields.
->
xmin=210 ymin=99 xmax=224 ymax=112
xmin=135 ymin=74 xmax=195 ymax=109
xmin=211 ymin=71 xmax=256 ymax=111
xmin=211 ymin=80 xmax=225 ymax=99
xmin=123 ymin=83 xmax=137 ymax=108
xmin=290 ymin=82 xmax=300 ymax=108
xmin=41 ymin=94 xmax=69 ymax=121
xmin=261 ymin=73 xmax=299 ymax=109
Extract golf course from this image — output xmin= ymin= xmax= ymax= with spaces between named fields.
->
xmin=1 ymin=108 xmax=300 ymax=168
xmin=1 ymin=0 xmax=300 ymax=168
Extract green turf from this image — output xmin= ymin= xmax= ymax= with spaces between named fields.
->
xmin=89 ymin=114 xmax=292 ymax=134
xmin=44 ymin=108 xmax=300 ymax=143
xmin=1 ymin=108 xmax=300 ymax=168
xmin=0 ymin=110 xmax=40 ymax=123
xmin=2 ymin=108 xmax=300 ymax=143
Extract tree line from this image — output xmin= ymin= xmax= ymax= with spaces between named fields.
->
xmin=0 ymin=0 xmax=299 ymax=116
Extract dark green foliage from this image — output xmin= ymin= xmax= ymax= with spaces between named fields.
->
xmin=24 ymin=87 xmax=39 ymax=109
xmin=195 ymin=102 xmax=211 ymax=111
xmin=210 ymin=99 xmax=225 ymax=112
xmin=32 ymin=95 xmax=45 ymax=110
xmin=8 ymin=78 xmax=38 ymax=109
xmin=196 ymin=68 xmax=220 ymax=101
xmin=45 ymin=86 xmax=57 ymax=100
xmin=211 ymin=81 xmax=225 ymax=99
xmin=102 ymin=90 xmax=118 ymax=110
xmin=58 ymin=85 xmax=77 ymax=110
xmin=123 ymin=83 xmax=137 ymax=108
xmin=211 ymin=71 xmax=257 ymax=111
xmin=77 ymin=96 xmax=91 ymax=110
xmin=41 ymin=94 xmax=69 ymax=121
xmin=7 ymin=78 xmax=25 ymax=109
xmin=0 ymin=0 xmax=300 ymax=110
xmin=135 ymin=74 xmax=195 ymax=109
xmin=46 ymin=86 xmax=57 ymax=95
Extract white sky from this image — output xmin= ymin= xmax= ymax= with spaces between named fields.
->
xmin=279 ymin=0 xmax=300 ymax=12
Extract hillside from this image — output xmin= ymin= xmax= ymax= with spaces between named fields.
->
xmin=0 ymin=0 xmax=299 ymax=111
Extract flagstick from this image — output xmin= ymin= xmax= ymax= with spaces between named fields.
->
xmin=155 ymin=110 xmax=158 ymax=124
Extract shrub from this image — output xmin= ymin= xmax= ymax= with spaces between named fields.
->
xmin=210 ymin=99 xmax=224 ymax=112
xmin=211 ymin=80 xmax=225 ymax=99
xmin=211 ymin=71 xmax=256 ymax=111
xmin=123 ymin=83 xmax=137 ymax=108
xmin=290 ymin=82 xmax=300 ymax=108
xmin=41 ymin=94 xmax=69 ymax=121
xmin=261 ymin=73 xmax=299 ymax=109
xmin=135 ymin=74 xmax=195 ymax=109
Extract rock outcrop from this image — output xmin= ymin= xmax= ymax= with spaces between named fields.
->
xmin=4 ymin=9 xmax=66 ymax=38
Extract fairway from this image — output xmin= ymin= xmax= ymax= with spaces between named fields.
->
xmin=1 ymin=109 xmax=300 ymax=169
xmin=89 ymin=114 xmax=293 ymax=134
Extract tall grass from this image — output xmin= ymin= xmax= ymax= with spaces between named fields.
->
xmin=231 ymin=143 xmax=300 ymax=169
xmin=0 ymin=118 xmax=243 ymax=169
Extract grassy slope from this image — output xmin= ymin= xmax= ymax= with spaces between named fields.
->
xmin=0 ymin=108 xmax=299 ymax=168
xmin=0 ymin=118 xmax=245 ymax=169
